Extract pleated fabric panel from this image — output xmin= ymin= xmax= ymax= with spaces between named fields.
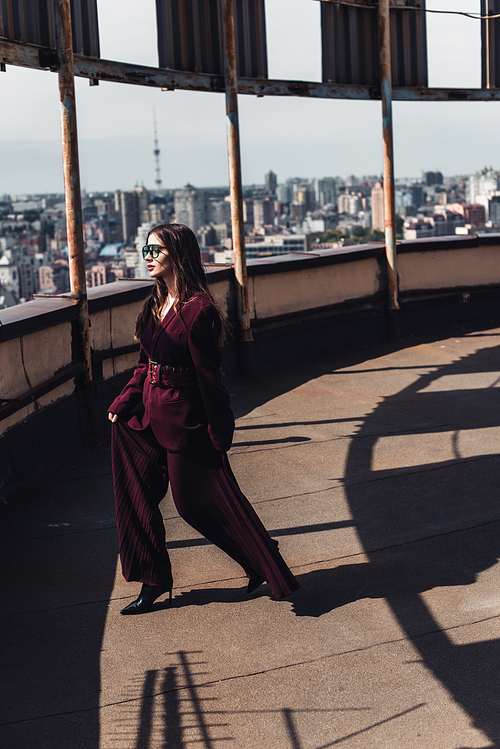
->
xmin=167 ymin=445 xmax=300 ymax=598
xmin=112 ymin=421 xmax=299 ymax=598
xmin=111 ymin=422 xmax=173 ymax=588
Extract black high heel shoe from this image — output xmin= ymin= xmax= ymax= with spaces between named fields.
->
xmin=120 ymin=584 xmax=173 ymax=615
xmin=247 ymin=576 xmax=266 ymax=595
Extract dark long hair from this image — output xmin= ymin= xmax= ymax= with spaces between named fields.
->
xmin=134 ymin=223 xmax=228 ymax=343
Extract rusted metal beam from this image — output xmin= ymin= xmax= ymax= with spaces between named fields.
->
xmin=379 ymin=0 xmax=401 ymax=338
xmin=392 ymin=87 xmax=500 ymax=101
xmin=54 ymin=0 xmax=100 ymax=431
xmin=221 ymin=0 xmax=255 ymax=376
xmin=3 ymin=38 xmax=500 ymax=101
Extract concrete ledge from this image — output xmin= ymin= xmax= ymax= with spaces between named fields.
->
xmin=0 ymin=296 xmax=79 ymax=342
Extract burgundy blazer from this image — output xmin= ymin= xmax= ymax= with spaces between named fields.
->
xmin=108 ymin=294 xmax=235 ymax=453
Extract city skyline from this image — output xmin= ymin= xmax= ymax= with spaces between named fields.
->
xmin=2 ymin=164 xmax=499 ymax=308
xmin=1 ymin=0 xmax=498 ymax=195
xmin=0 ymin=166 xmax=487 ymax=202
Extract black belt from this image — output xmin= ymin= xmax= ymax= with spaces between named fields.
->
xmin=148 ymin=360 xmax=197 ymax=389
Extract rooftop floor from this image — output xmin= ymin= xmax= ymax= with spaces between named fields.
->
xmin=2 ymin=328 xmax=500 ymax=748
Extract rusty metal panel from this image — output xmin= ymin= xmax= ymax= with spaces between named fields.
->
xmin=321 ymin=0 xmax=379 ymax=86
xmin=481 ymin=0 xmax=500 ymax=87
xmin=69 ymin=0 xmax=99 ymax=56
xmin=233 ymin=0 xmax=266 ymax=78
xmin=0 ymin=0 xmax=99 ymax=56
xmin=0 ymin=0 xmax=55 ymax=46
xmin=390 ymin=0 xmax=427 ymax=87
xmin=156 ymin=0 xmax=223 ymax=74
xmin=156 ymin=0 xmax=267 ymax=78
xmin=321 ymin=0 xmax=427 ymax=87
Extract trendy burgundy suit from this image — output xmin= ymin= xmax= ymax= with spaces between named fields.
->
xmin=109 ymin=294 xmax=299 ymax=598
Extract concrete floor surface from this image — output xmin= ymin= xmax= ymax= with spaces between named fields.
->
xmin=1 ymin=329 xmax=500 ymax=748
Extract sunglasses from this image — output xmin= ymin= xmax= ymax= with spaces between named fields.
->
xmin=142 ymin=244 xmax=167 ymax=260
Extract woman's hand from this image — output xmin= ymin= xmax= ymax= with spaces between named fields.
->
xmin=108 ymin=412 xmax=118 ymax=423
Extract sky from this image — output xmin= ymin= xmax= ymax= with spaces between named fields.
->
xmin=0 ymin=0 xmax=498 ymax=196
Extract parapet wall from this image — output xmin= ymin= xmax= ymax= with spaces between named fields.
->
xmin=1 ymin=234 xmax=499 ymax=499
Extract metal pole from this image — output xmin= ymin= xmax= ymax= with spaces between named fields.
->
xmin=221 ymin=0 xmax=256 ymax=376
xmin=485 ymin=1 xmax=493 ymax=89
xmin=378 ymin=0 xmax=401 ymax=338
xmin=54 ymin=0 xmax=99 ymax=430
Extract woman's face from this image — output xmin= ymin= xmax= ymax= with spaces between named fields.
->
xmin=144 ymin=232 xmax=174 ymax=285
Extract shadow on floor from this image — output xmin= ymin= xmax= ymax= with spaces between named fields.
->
xmin=0 ymin=443 xmax=118 ymax=748
xmin=110 ymin=649 xmax=417 ymax=749
xmin=344 ymin=342 xmax=500 ymax=746
xmin=2 ymin=334 xmax=500 ymax=747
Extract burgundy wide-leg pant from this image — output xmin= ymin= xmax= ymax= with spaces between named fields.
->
xmin=111 ymin=421 xmax=300 ymax=598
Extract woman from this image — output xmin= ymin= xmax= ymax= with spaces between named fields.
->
xmin=108 ymin=223 xmax=299 ymax=615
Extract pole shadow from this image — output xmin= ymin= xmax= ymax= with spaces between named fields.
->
xmin=342 ymin=342 xmax=500 ymax=744
xmin=127 ymin=650 xmax=414 ymax=749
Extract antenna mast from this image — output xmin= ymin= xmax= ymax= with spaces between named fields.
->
xmin=153 ymin=109 xmax=162 ymax=192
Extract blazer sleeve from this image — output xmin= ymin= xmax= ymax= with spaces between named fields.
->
xmin=188 ymin=303 xmax=235 ymax=453
xmin=108 ymin=343 xmax=148 ymax=419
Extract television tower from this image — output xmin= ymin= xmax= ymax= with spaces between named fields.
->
xmin=153 ymin=109 xmax=162 ymax=192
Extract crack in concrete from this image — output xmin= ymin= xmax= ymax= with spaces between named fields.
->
xmin=2 ymin=610 xmax=498 ymax=728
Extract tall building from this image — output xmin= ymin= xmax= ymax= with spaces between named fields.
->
xmin=134 ymin=185 xmax=150 ymax=217
xmin=95 ymin=198 xmax=119 ymax=223
xmin=146 ymin=203 xmax=169 ymax=224
xmin=338 ymin=192 xmax=362 ymax=215
xmin=424 ymin=171 xmax=443 ymax=186
xmin=466 ymin=174 xmax=479 ymax=204
xmin=396 ymin=190 xmax=414 ymax=214
xmin=490 ymin=195 xmax=500 ymax=226
xmin=371 ymin=182 xmax=385 ymax=231
xmin=410 ymin=184 xmax=424 ymax=208
xmin=115 ymin=190 xmax=143 ymax=245
xmin=17 ymin=252 xmax=45 ymax=298
xmin=207 ymin=197 xmax=231 ymax=225
xmin=313 ymin=178 xmax=336 ymax=207
xmin=135 ymin=222 xmax=156 ymax=278
xmin=265 ymin=170 xmax=277 ymax=195
xmin=290 ymin=201 xmax=305 ymax=221
xmin=174 ymin=185 xmax=206 ymax=233
xmin=254 ymin=197 xmax=275 ymax=227
xmin=466 ymin=169 xmax=499 ymax=207
xmin=243 ymin=199 xmax=254 ymax=228
xmin=338 ymin=192 xmax=349 ymax=214
xmin=276 ymin=184 xmax=291 ymax=204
